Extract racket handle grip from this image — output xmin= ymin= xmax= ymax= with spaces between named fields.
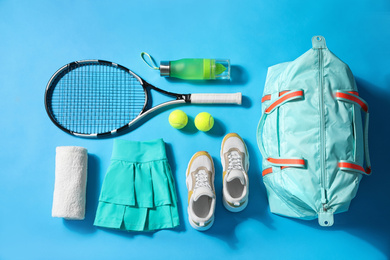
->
xmin=190 ymin=93 xmax=242 ymax=105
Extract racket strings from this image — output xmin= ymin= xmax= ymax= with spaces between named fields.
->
xmin=49 ymin=62 xmax=146 ymax=134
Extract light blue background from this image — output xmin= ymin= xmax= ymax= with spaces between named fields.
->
xmin=1 ymin=0 xmax=389 ymax=259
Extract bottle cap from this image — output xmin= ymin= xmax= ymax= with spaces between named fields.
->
xmin=160 ymin=61 xmax=170 ymax=77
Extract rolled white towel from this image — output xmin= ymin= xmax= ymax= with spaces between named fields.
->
xmin=52 ymin=146 xmax=88 ymax=220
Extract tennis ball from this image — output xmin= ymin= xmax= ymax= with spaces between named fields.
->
xmin=169 ymin=110 xmax=188 ymax=129
xmin=195 ymin=112 xmax=214 ymax=132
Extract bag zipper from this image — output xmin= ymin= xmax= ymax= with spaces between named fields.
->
xmin=313 ymin=36 xmax=334 ymax=226
xmin=318 ymin=48 xmax=327 ymax=207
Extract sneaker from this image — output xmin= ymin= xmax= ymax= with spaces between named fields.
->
xmin=221 ymin=133 xmax=249 ymax=212
xmin=186 ymin=151 xmax=216 ymax=231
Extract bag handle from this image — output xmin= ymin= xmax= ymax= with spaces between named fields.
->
xmin=257 ymin=90 xmax=306 ymax=168
xmin=335 ymin=91 xmax=371 ymax=175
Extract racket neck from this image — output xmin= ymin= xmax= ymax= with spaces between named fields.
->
xmin=143 ymin=81 xmax=190 ymax=102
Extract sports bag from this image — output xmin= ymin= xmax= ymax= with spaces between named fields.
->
xmin=257 ymin=36 xmax=371 ymax=226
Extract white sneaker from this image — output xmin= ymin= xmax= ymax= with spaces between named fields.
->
xmin=221 ymin=133 xmax=249 ymax=212
xmin=186 ymin=151 xmax=216 ymax=231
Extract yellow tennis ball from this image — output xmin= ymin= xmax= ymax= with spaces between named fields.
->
xmin=195 ymin=112 xmax=214 ymax=132
xmin=169 ymin=110 xmax=188 ymax=129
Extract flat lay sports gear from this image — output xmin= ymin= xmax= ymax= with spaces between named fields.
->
xmin=45 ymin=60 xmax=242 ymax=138
xmin=186 ymin=151 xmax=216 ymax=231
xmin=257 ymin=36 xmax=371 ymax=226
xmin=221 ymin=133 xmax=249 ymax=212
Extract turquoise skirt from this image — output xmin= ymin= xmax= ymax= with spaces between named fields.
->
xmin=94 ymin=139 xmax=180 ymax=231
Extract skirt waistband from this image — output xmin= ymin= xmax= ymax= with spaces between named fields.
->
xmin=111 ymin=139 xmax=167 ymax=163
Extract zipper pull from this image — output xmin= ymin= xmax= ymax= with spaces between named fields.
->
xmin=321 ymin=187 xmax=327 ymax=204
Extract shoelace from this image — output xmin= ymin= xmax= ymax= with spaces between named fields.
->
xmin=227 ymin=151 xmax=243 ymax=171
xmin=194 ymin=170 xmax=211 ymax=189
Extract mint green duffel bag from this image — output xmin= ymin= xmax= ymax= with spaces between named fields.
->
xmin=257 ymin=36 xmax=371 ymax=226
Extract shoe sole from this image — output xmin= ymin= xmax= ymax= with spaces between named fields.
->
xmin=186 ymin=151 xmax=215 ymax=231
xmin=223 ymin=197 xmax=248 ymax=212
xmin=220 ymin=133 xmax=249 ymax=212
xmin=187 ymin=207 xmax=215 ymax=231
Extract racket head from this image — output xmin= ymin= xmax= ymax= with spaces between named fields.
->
xmin=45 ymin=60 xmax=148 ymax=137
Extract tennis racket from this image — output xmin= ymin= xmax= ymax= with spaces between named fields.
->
xmin=45 ymin=60 xmax=242 ymax=138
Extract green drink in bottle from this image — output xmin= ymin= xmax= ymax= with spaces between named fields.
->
xmin=141 ymin=53 xmax=230 ymax=80
xmin=160 ymin=58 xmax=230 ymax=80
